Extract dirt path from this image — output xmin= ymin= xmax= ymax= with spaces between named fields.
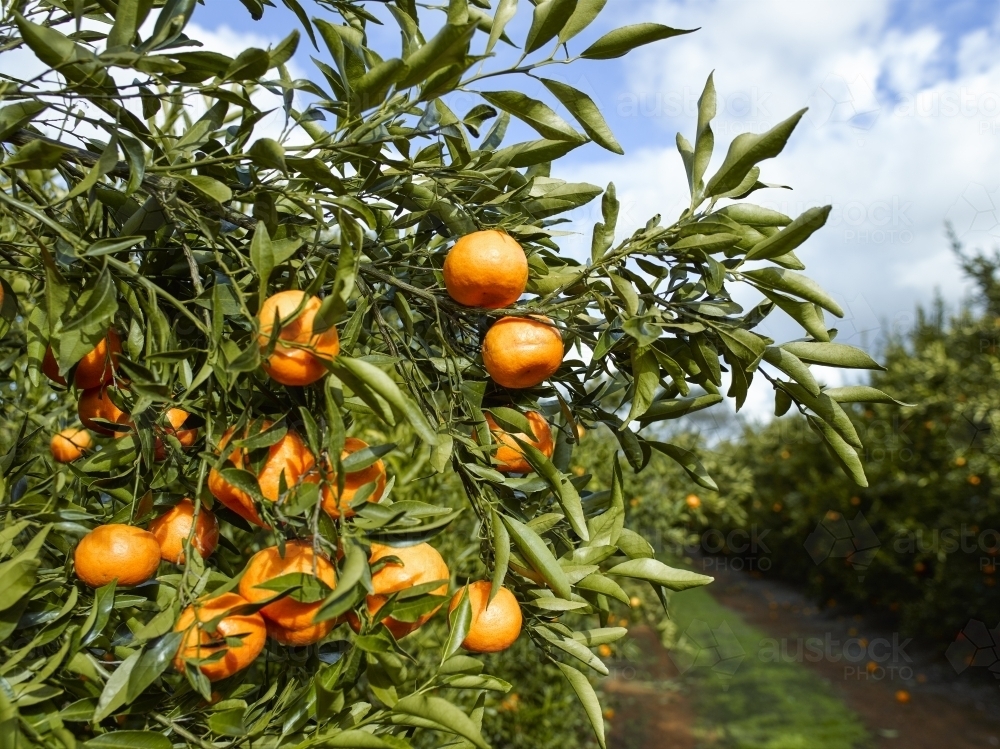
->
xmin=603 ymin=624 xmax=696 ymax=749
xmin=709 ymin=564 xmax=1000 ymax=749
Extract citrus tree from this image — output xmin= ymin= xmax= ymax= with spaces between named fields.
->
xmin=0 ymin=1 xmax=890 ymax=746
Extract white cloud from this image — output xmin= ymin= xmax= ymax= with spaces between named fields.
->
xmin=552 ymin=0 xmax=1000 ymax=421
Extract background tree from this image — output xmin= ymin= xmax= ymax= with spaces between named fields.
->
xmin=0 ymin=0 xmax=891 ymax=746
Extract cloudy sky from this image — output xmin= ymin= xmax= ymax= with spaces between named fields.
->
xmin=185 ymin=0 xmax=1000 ymax=419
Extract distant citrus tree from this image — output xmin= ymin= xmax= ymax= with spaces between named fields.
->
xmin=0 ymin=1 xmax=889 ymax=746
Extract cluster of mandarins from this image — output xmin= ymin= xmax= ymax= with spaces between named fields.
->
xmin=61 ymin=230 xmax=558 ymax=683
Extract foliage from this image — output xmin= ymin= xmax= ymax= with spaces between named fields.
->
xmin=716 ymin=240 xmax=1000 ymax=648
xmin=0 ymin=0 xmax=885 ymax=746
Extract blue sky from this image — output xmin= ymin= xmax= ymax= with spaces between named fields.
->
xmin=184 ymin=0 xmax=1000 ymax=417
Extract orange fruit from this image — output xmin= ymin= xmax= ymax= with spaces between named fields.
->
xmin=258 ymin=290 xmax=340 ymax=386
xmin=50 ymin=427 xmax=92 ymax=463
xmin=266 ymin=618 xmax=337 ymax=646
xmin=685 ymin=494 xmax=701 ymax=509
xmin=482 ymin=316 xmax=563 ymax=389
xmin=349 ymin=543 xmax=449 ymax=639
xmin=153 ymin=408 xmax=199 ymax=460
xmin=482 ymin=410 xmax=554 ymax=474
xmin=207 ymin=421 xmax=315 ymax=527
xmin=239 ymin=541 xmax=336 ymax=633
xmin=172 ymin=592 xmax=266 ymax=682
xmin=42 ymin=329 xmax=121 ymax=389
xmin=895 ymin=689 xmax=911 ymax=704
xmin=318 ymin=437 xmax=387 ymax=519
xmin=448 ymin=581 xmax=522 ymax=653
xmin=148 ymin=499 xmax=219 ymax=564
xmin=78 ymin=386 xmax=131 ymax=436
xmin=74 ymin=524 xmax=160 ymax=587
xmin=443 ymin=230 xmax=528 ymax=308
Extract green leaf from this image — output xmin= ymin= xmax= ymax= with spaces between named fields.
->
xmin=83 ymin=733 xmax=172 ymax=749
xmin=555 ymin=662 xmax=606 ymax=749
xmin=580 ymin=22 xmax=694 ymax=60
xmin=141 ymin=0 xmax=197 ymax=51
xmin=332 ymin=357 xmax=437 ymax=445
xmin=624 ymin=348 xmax=659 ymax=424
xmin=127 ymin=632 xmax=184 ymax=701
xmin=559 ymin=0 xmax=607 ymax=42
xmin=571 ymin=627 xmax=628 ymax=646
xmin=605 ymin=558 xmax=713 ymax=591
xmin=94 ymin=650 xmax=141 ymax=721
xmin=248 ymin=137 xmax=287 ymax=172
xmin=761 ymin=347 xmax=819 ymax=396
xmin=308 ymin=731 xmax=394 ymax=748
xmin=397 ymin=21 xmax=477 ymax=89
xmin=487 ymin=0 xmax=519 ymax=54
xmin=705 ymin=109 xmax=806 ymax=198
xmin=541 ymin=79 xmax=622 ymax=154
xmin=692 ymin=72 xmax=716 ymax=195
xmin=824 ymin=386 xmax=912 ymax=407
xmin=760 ymin=289 xmax=829 ymax=342
xmin=84 ymin=236 xmax=145 ymax=257
xmin=181 ymin=174 xmax=232 ymax=205
xmin=501 ymin=514 xmax=572 ymax=599
xmin=63 ymin=137 xmax=118 ymax=201
xmin=744 ymin=206 xmax=831 ymax=262
xmin=61 ymin=266 xmax=119 ymax=334
xmin=807 ymin=415 xmax=868 ymax=487
xmin=647 ymin=441 xmax=718 ymax=491
xmin=443 ymin=586 xmax=472 ymax=660
xmin=523 ymin=0 xmax=578 ymax=55
xmin=513 ymin=438 xmax=589 ymax=541
xmin=480 ymin=91 xmax=584 ymax=142
xmin=780 ymin=342 xmax=884 ymax=370
xmin=636 ymin=393 xmax=722 ymax=425
xmin=490 ymin=507 xmax=510 ymax=603
xmin=394 ymin=693 xmax=489 ymax=749
xmin=742 ymin=266 xmax=843 ymax=316
xmin=0 ymin=101 xmax=47 ymax=140
xmin=783 ymin=383 xmax=863 ymax=450
xmin=4 ymin=138 xmax=71 ymax=170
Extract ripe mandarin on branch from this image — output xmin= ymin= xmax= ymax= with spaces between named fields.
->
xmin=239 ymin=540 xmax=337 ymax=640
xmin=443 ymin=230 xmax=528 ymax=308
xmin=482 ymin=316 xmax=563 ymax=389
xmin=172 ymin=593 xmax=266 ymax=682
xmin=50 ymin=427 xmax=92 ymax=463
xmin=78 ymin=385 xmax=130 ymax=436
xmin=449 ymin=581 xmax=523 ymax=653
xmin=350 ymin=542 xmax=449 ymax=639
xmin=74 ymin=524 xmax=160 ymax=588
xmin=148 ymin=498 xmax=219 ymax=564
xmin=483 ymin=410 xmax=554 ymax=474
xmin=258 ymin=290 xmax=340 ymax=386
xmin=153 ymin=408 xmax=199 ymax=460
xmin=42 ymin=329 xmax=121 ymax=389
xmin=207 ymin=421 xmax=315 ymax=527
xmin=319 ymin=437 xmax=387 ymax=519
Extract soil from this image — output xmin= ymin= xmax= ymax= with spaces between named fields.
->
xmin=603 ymin=563 xmax=1000 ymax=748
xmin=603 ymin=624 xmax=696 ymax=749
xmin=707 ymin=563 xmax=1000 ymax=749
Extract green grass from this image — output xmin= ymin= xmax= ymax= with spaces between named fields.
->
xmin=667 ymin=586 xmax=872 ymax=749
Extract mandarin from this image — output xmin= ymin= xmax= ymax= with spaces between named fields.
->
xmin=349 ymin=543 xmax=449 ymax=639
xmin=173 ymin=593 xmax=266 ymax=681
xmin=258 ymin=290 xmax=340 ymax=386
xmin=153 ymin=408 xmax=199 ymax=460
xmin=319 ymin=437 xmax=387 ymax=519
xmin=207 ymin=422 xmax=314 ymax=527
xmin=78 ymin=386 xmax=131 ymax=436
xmin=239 ymin=541 xmax=336 ymax=632
xmin=266 ymin=618 xmax=337 ymax=646
xmin=50 ymin=427 xmax=92 ymax=463
xmin=443 ymin=230 xmax=528 ymax=308
xmin=449 ymin=581 xmax=523 ymax=653
xmin=482 ymin=316 xmax=563 ymax=389
xmin=42 ymin=329 xmax=121 ymax=389
xmin=482 ymin=410 xmax=553 ymax=474
xmin=74 ymin=524 xmax=160 ymax=587
xmin=148 ymin=498 xmax=219 ymax=564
